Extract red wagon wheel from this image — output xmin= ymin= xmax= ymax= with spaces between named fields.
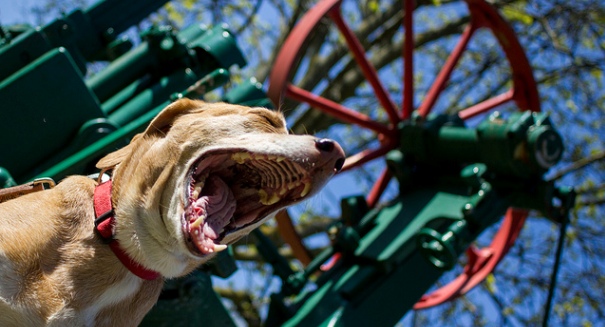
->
xmin=268 ymin=0 xmax=539 ymax=309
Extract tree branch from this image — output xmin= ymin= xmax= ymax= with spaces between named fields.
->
xmin=576 ymin=197 xmax=605 ymax=207
xmin=235 ymin=0 xmax=264 ymax=35
xmin=214 ymin=287 xmax=261 ymax=326
xmin=232 ymin=244 xmax=326 ymax=262
xmin=547 ymin=150 xmax=605 ymax=181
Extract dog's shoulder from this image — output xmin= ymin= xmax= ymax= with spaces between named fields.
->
xmin=0 ymin=175 xmax=102 ymax=322
xmin=0 ymin=175 xmax=97 ymax=253
xmin=54 ymin=175 xmax=97 ymax=198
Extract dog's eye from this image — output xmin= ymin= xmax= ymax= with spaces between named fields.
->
xmin=262 ymin=115 xmax=281 ymax=128
xmin=254 ymin=112 xmax=283 ymax=129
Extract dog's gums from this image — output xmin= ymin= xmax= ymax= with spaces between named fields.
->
xmin=183 ymin=150 xmax=318 ymax=256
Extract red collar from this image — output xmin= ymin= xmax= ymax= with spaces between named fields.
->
xmin=93 ymin=180 xmax=161 ymax=280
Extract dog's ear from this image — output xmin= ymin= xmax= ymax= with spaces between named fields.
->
xmin=96 ymin=133 xmax=143 ymax=171
xmin=96 ymin=98 xmax=203 ymax=171
xmin=145 ymin=98 xmax=204 ymax=136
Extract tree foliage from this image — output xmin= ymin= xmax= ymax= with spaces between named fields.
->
xmin=18 ymin=0 xmax=605 ymax=325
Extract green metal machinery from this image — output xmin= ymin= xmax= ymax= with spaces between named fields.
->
xmin=0 ymin=0 xmax=254 ymax=185
xmin=261 ymin=111 xmax=574 ymax=326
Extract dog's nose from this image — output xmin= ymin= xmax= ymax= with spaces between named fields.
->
xmin=315 ymin=138 xmax=336 ymax=152
xmin=315 ymin=138 xmax=345 ymax=172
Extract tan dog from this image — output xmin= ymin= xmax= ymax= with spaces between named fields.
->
xmin=0 ymin=99 xmax=345 ymax=326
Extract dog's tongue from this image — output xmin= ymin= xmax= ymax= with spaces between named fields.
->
xmin=190 ymin=176 xmax=235 ymax=253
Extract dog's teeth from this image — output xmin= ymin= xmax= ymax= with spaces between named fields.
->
xmin=267 ymin=193 xmax=281 ymax=205
xmin=258 ymin=189 xmax=281 ymax=205
xmin=276 ymin=156 xmax=286 ymax=162
xmin=278 ymin=187 xmax=288 ymax=196
xmin=190 ymin=215 xmax=206 ymax=229
xmin=232 ymin=152 xmax=251 ymax=164
xmin=214 ymin=244 xmax=228 ymax=253
xmin=287 ymin=181 xmax=298 ymax=191
xmin=258 ymin=189 xmax=269 ymax=204
xmin=192 ymin=182 xmax=204 ymax=199
xmin=300 ymin=181 xmax=311 ymax=197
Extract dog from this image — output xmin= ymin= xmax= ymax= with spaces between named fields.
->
xmin=0 ymin=98 xmax=345 ymax=326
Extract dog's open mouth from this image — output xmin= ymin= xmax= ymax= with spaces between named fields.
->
xmin=182 ymin=150 xmax=313 ymax=256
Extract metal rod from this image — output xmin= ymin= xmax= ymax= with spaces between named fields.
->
xmin=458 ymin=89 xmax=514 ymax=120
xmin=342 ymin=142 xmax=396 ymax=172
xmin=328 ymin=7 xmax=401 ymax=125
xmin=403 ymin=0 xmax=415 ymax=119
xmin=366 ymin=168 xmax=392 ymax=208
xmin=417 ymin=23 xmax=476 ymax=118
xmin=542 ymin=215 xmax=569 ymax=327
xmin=285 ymin=84 xmax=393 ymax=135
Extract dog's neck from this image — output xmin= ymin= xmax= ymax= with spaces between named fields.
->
xmin=94 ymin=180 xmax=161 ymax=280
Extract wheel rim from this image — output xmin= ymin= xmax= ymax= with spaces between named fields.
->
xmin=268 ymin=0 xmax=539 ymax=309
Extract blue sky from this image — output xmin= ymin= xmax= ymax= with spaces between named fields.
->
xmin=0 ymin=0 xmax=37 ymax=25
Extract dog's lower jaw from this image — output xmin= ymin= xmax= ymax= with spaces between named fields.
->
xmin=110 ymin=204 xmax=197 ymax=279
xmin=106 ymin=157 xmax=205 ymax=278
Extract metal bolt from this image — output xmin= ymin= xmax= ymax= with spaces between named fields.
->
xmin=463 ymin=203 xmax=473 ymax=215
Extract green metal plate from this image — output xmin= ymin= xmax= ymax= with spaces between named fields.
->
xmin=0 ymin=47 xmax=102 ymax=181
xmin=355 ymin=191 xmax=467 ymax=266
xmin=140 ymin=271 xmax=236 ymax=327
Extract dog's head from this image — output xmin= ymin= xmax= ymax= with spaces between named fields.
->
xmin=97 ymin=99 xmax=345 ymax=277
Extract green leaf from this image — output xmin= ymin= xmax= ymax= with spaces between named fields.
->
xmin=591 ymin=69 xmax=603 ymax=80
xmin=501 ymin=6 xmax=533 ymax=25
xmin=485 ymin=273 xmax=497 ymax=294
xmin=183 ymin=0 xmax=195 ymax=10
xmin=566 ymin=99 xmax=578 ymax=113
xmin=368 ymin=0 xmax=379 ymax=13
xmin=164 ymin=3 xmax=184 ymax=25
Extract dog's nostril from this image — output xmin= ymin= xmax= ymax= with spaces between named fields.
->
xmin=334 ymin=158 xmax=345 ymax=172
xmin=315 ymin=138 xmax=345 ymax=172
xmin=315 ymin=138 xmax=335 ymax=152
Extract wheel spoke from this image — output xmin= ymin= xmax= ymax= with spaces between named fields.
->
xmin=275 ymin=210 xmax=313 ymax=266
xmin=458 ymin=89 xmax=514 ymax=120
xmin=403 ymin=0 xmax=415 ymax=119
xmin=328 ymin=8 xmax=401 ymax=125
xmin=342 ymin=142 xmax=395 ymax=172
xmin=366 ymin=168 xmax=392 ymax=208
xmin=267 ymin=0 xmax=343 ymax=107
xmin=417 ymin=23 xmax=478 ymax=118
xmin=286 ymin=84 xmax=393 ymax=135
